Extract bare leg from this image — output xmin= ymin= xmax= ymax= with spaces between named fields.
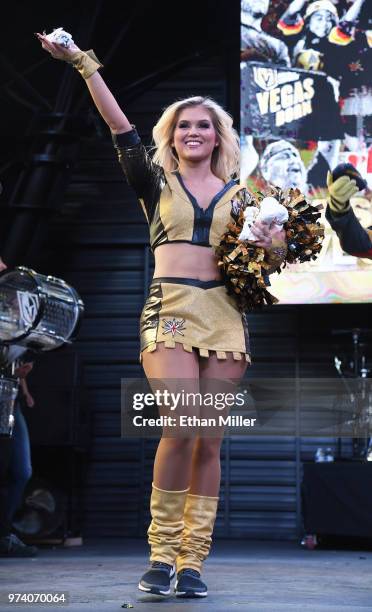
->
xmin=174 ymin=353 xmax=248 ymax=581
xmin=189 ymin=352 xmax=248 ymax=496
xmin=142 ymin=343 xmax=200 ymax=490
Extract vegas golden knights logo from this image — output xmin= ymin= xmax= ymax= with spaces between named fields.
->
xmin=253 ymin=66 xmax=278 ymax=91
xmin=17 ymin=291 xmax=39 ymax=327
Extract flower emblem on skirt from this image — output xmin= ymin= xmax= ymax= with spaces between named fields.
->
xmin=162 ymin=318 xmax=186 ymax=337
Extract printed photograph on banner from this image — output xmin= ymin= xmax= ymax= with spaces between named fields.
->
xmin=268 ymin=195 xmax=372 ymax=303
xmin=241 ymin=0 xmax=372 ymax=193
xmin=240 ymin=0 xmax=372 ymax=303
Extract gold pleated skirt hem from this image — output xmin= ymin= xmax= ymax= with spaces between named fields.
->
xmin=139 ymin=277 xmax=251 ymax=365
xmin=140 ymin=339 xmax=251 ymax=363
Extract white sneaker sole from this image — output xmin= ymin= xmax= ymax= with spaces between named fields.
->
xmin=138 ymin=583 xmax=170 ymax=596
xmin=174 ymin=579 xmax=208 ymax=597
xmin=138 ymin=565 xmax=175 ymax=596
xmin=175 ymin=590 xmax=208 ymax=597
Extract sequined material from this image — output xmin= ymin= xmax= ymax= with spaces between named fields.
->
xmin=140 ymin=278 xmax=251 ymax=363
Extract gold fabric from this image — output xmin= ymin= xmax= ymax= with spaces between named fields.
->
xmin=69 ymin=49 xmax=103 ymax=79
xmin=176 ymin=493 xmax=219 ymax=573
xmin=148 ymin=484 xmax=189 ymax=565
xmin=140 ymin=278 xmax=251 ymax=362
xmin=158 ymin=175 xmax=194 ymax=243
xmin=154 ymin=171 xmax=245 ymax=248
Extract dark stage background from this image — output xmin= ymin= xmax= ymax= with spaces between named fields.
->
xmin=0 ymin=1 xmax=370 ymax=541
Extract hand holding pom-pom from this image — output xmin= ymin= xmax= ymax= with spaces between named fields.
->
xmin=36 ymin=29 xmax=103 ymax=80
xmin=44 ymin=27 xmax=74 ymax=48
xmin=36 ymin=28 xmax=80 ymax=61
xmin=216 ymin=186 xmax=324 ymax=312
xmin=238 ymin=196 xmax=288 ymax=242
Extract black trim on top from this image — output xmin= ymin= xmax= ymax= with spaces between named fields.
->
xmin=151 ymin=277 xmax=224 ymax=289
xmin=175 ymin=173 xmax=236 ymax=245
xmin=111 ymin=128 xmax=141 ymax=148
xmin=152 ymin=239 xmax=211 ymax=251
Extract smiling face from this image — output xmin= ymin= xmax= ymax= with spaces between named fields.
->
xmin=308 ymin=10 xmax=334 ymax=38
xmin=171 ymin=105 xmax=219 ymax=166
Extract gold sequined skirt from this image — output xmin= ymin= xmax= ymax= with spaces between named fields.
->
xmin=140 ymin=277 xmax=251 ymax=362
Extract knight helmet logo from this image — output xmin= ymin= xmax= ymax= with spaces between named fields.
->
xmin=17 ymin=291 xmax=40 ymax=327
xmin=253 ymin=66 xmax=278 ymax=91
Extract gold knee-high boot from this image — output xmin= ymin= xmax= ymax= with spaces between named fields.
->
xmin=147 ymin=484 xmax=189 ymax=566
xmin=176 ymin=493 xmax=219 ymax=573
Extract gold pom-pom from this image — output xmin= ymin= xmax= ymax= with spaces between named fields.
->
xmin=215 ymin=186 xmax=324 ymax=312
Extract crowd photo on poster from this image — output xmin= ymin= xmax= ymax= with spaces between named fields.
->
xmin=241 ymin=0 xmax=372 ymax=303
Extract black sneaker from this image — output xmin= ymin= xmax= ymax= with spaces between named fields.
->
xmin=0 ymin=534 xmax=38 ymax=558
xmin=138 ymin=561 xmax=175 ymax=596
xmin=175 ymin=568 xmax=208 ymax=597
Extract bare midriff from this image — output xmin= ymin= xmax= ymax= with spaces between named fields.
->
xmin=153 ymin=243 xmax=221 ymax=281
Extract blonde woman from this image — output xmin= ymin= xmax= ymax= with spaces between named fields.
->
xmin=37 ymin=32 xmax=287 ymax=598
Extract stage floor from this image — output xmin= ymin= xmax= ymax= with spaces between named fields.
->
xmin=1 ymin=539 xmax=372 ymax=611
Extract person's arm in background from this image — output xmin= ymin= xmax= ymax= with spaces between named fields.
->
xmin=342 ymin=0 xmax=365 ymax=23
xmin=326 ymin=167 xmax=372 ymax=259
xmin=15 ymin=362 xmax=35 ymax=408
xmin=277 ymin=0 xmax=307 ymax=36
xmin=326 ymin=208 xmax=372 ymax=259
xmin=329 ymin=0 xmax=365 ymax=45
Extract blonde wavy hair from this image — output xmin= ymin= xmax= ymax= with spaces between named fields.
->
xmin=152 ymin=96 xmax=240 ymax=182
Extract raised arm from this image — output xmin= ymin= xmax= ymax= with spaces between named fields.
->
xmin=280 ymin=0 xmax=307 ymax=19
xmin=325 ymin=164 xmax=372 ymax=258
xmin=36 ymin=32 xmax=162 ymax=218
xmin=36 ymin=33 xmax=131 ymax=135
xmin=342 ymin=0 xmax=365 ymax=24
xmin=278 ymin=0 xmax=307 ymax=35
xmin=85 ymin=72 xmax=132 ymax=134
xmin=328 ymin=0 xmax=365 ymax=46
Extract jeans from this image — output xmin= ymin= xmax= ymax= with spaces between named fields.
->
xmin=7 ymin=405 xmax=32 ymax=523
xmin=0 ymin=437 xmax=11 ymax=537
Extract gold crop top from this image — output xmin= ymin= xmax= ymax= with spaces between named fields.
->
xmin=112 ymin=129 xmax=247 ymax=252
